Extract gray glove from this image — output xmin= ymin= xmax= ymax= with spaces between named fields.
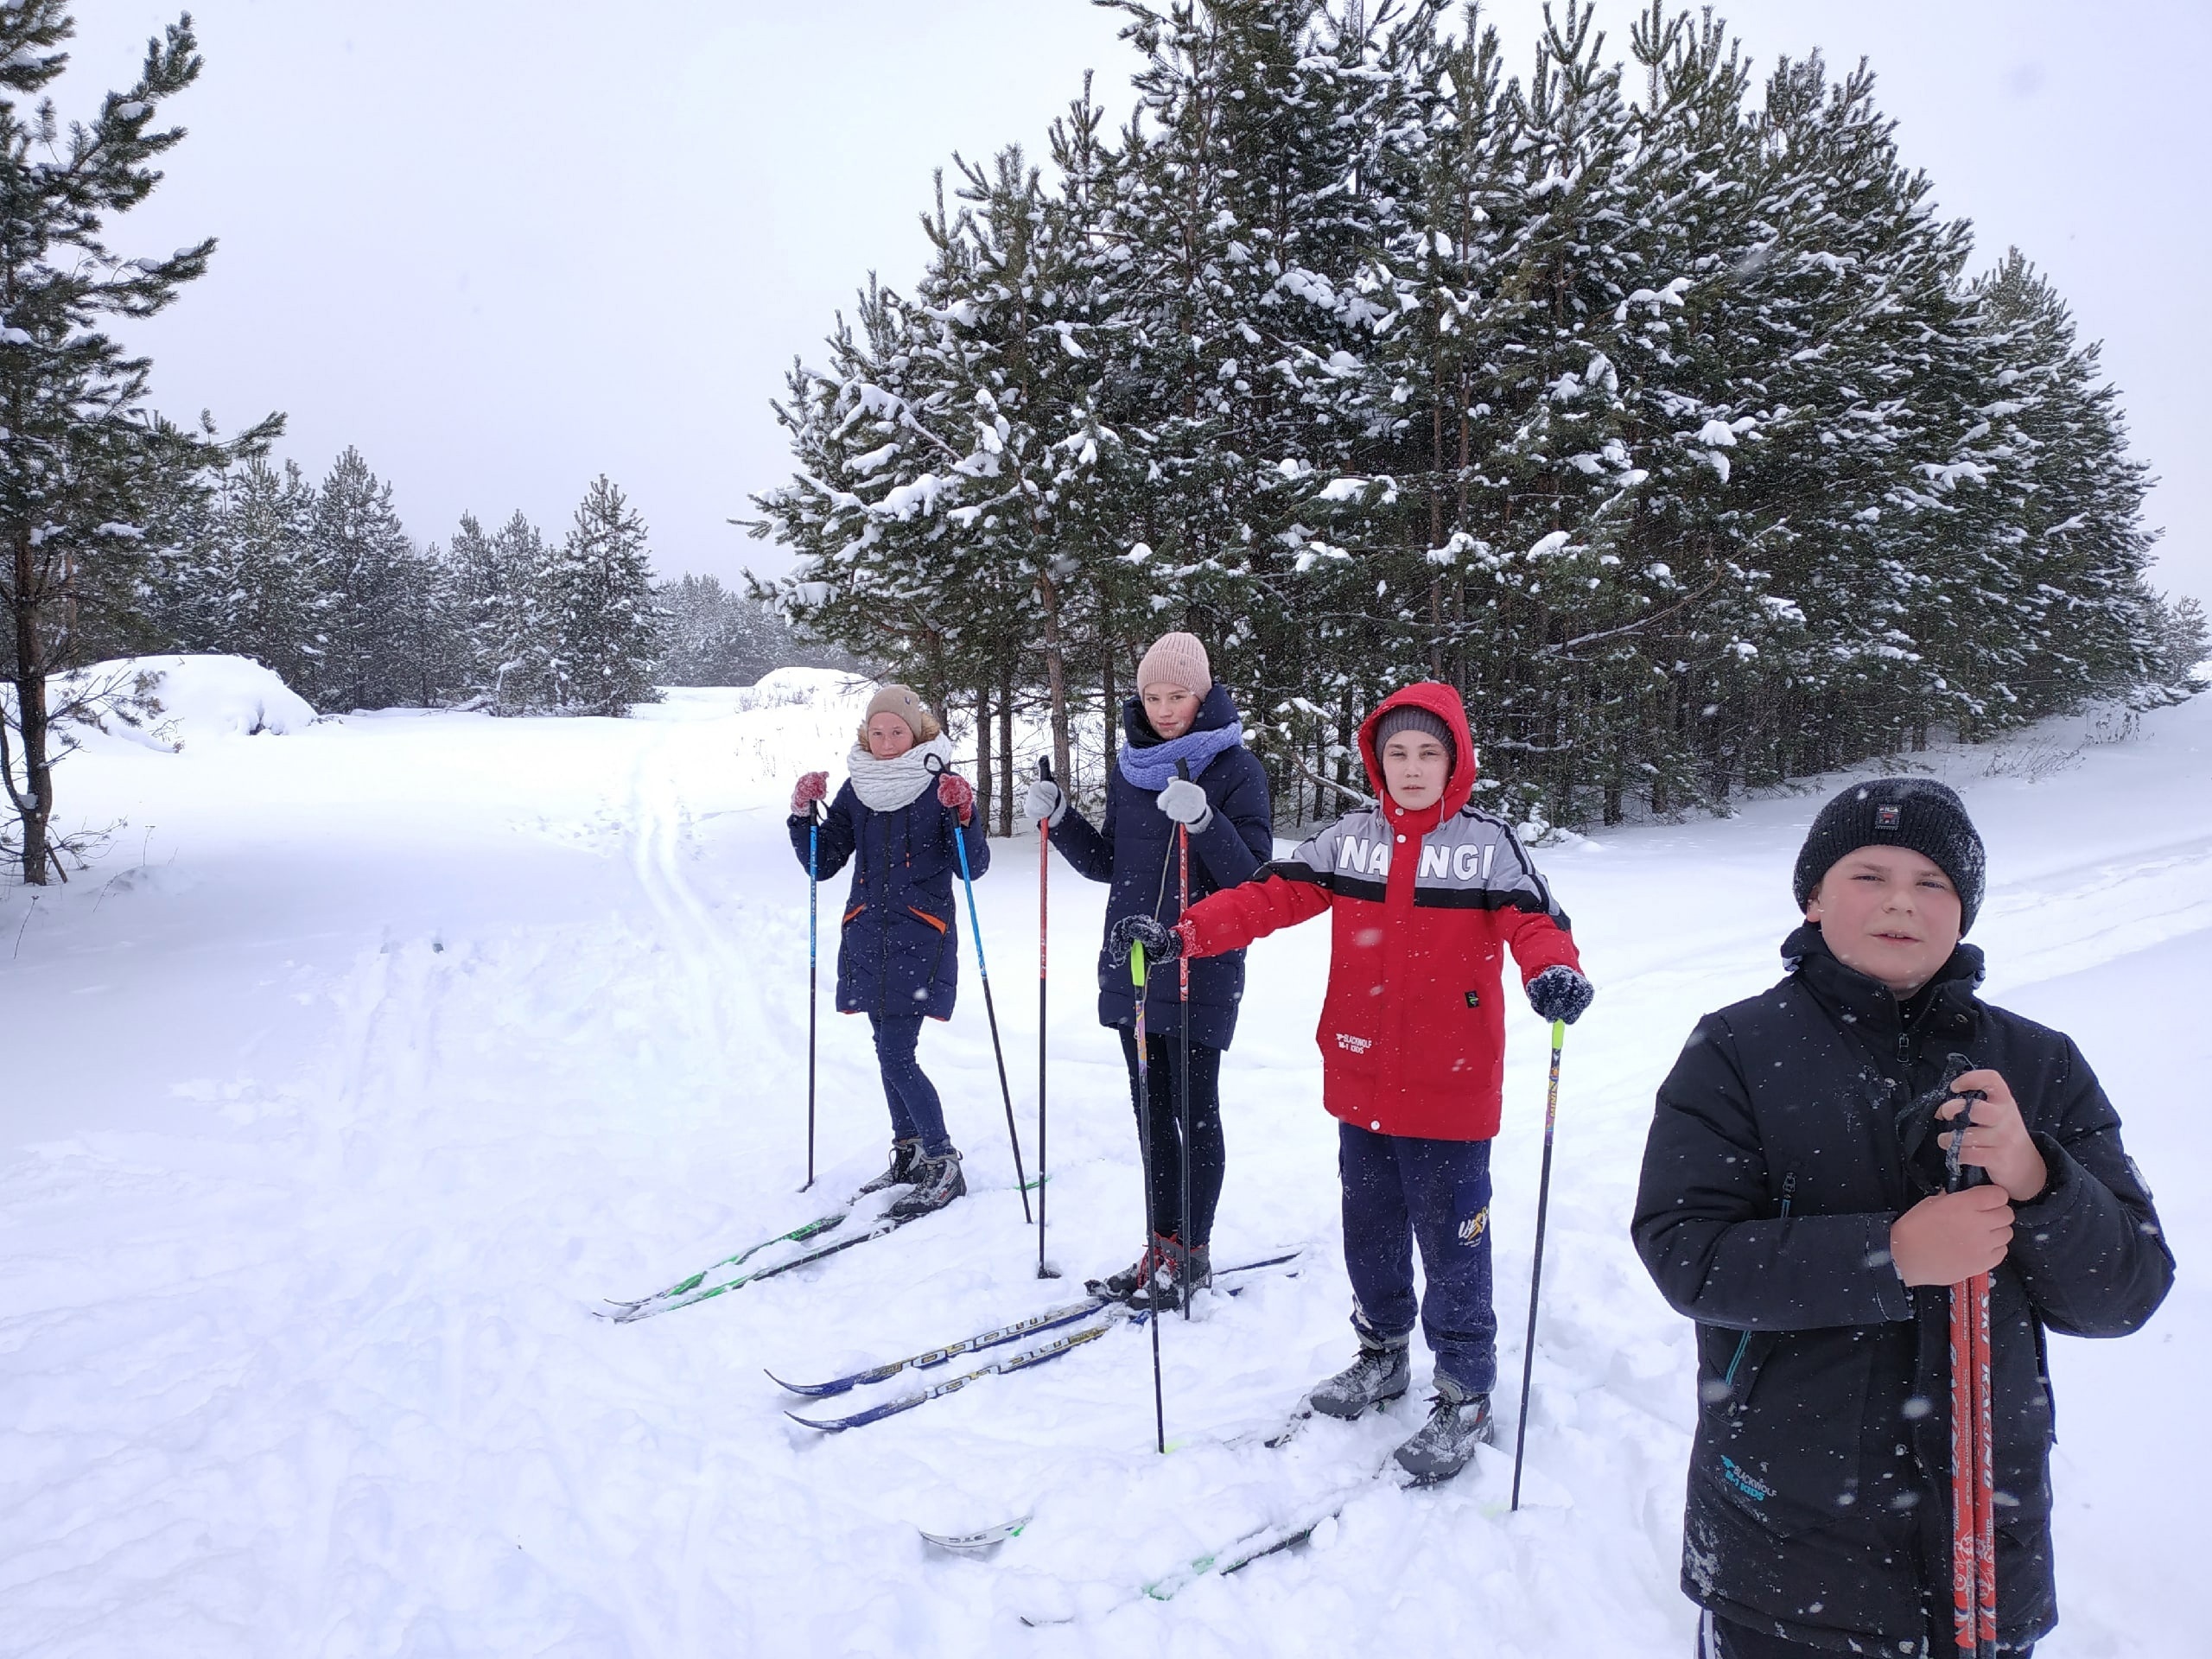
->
xmin=1022 ymin=778 xmax=1067 ymax=827
xmin=1155 ymin=778 xmax=1212 ymax=831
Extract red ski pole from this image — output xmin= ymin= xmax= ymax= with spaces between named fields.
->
xmin=1174 ymin=760 xmax=1193 ymax=1319
xmin=1944 ymin=1090 xmax=1997 ymax=1658
xmin=1037 ymin=759 xmax=1057 ymax=1280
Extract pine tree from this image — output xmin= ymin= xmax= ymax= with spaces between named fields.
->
xmin=0 ymin=6 xmax=278 ymax=881
xmin=306 ymin=448 xmax=419 ymax=710
xmin=542 ymin=476 xmax=662 ymax=715
xmin=150 ymin=455 xmax=325 ymax=690
xmin=482 ymin=509 xmax=551 ymax=714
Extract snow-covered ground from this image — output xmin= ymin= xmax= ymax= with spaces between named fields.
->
xmin=2 ymin=664 xmax=2203 ymax=1657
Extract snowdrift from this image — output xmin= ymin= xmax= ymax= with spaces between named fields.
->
xmin=54 ymin=653 xmax=317 ymax=751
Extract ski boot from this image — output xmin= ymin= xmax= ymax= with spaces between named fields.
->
xmin=854 ymin=1137 xmax=922 ymax=1198
xmin=1307 ymin=1328 xmax=1411 ymax=1420
xmin=889 ymin=1149 xmax=965 ymax=1219
xmin=1391 ymin=1373 xmax=1495 ymax=1484
xmin=1129 ymin=1237 xmax=1211 ymax=1313
xmin=1088 ymin=1232 xmax=1203 ymax=1307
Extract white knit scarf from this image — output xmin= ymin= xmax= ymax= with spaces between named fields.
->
xmin=845 ymin=734 xmax=954 ymax=814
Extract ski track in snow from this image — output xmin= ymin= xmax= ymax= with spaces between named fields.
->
xmin=1 ymin=674 xmax=2205 ymax=1657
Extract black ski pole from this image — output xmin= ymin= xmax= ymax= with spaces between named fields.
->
xmin=1510 ymin=1020 xmax=1567 ymax=1512
xmin=1037 ymin=758 xmax=1058 ymax=1279
xmin=1174 ymin=760 xmax=1193 ymax=1319
xmin=1132 ymin=941 xmax=1166 ymax=1452
xmin=928 ymin=753 xmax=1032 ymax=1224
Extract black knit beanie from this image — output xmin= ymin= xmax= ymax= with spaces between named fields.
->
xmin=1374 ymin=704 xmax=1455 ymax=768
xmin=1792 ymin=778 xmax=1986 ymax=933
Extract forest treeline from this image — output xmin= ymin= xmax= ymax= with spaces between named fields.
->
xmin=751 ymin=0 xmax=2204 ymax=835
xmin=92 ymin=449 xmax=838 ymax=716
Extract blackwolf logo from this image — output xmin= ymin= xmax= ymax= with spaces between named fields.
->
xmin=1458 ymin=1206 xmax=1489 ymax=1244
xmin=1875 ymin=804 xmax=1902 ymax=830
xmin=1334 ymin=1032 xmax=1373 ymax=1054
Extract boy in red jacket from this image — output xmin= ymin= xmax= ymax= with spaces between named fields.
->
xmin=1110 ymin=683 xmax=1592 ymax=1481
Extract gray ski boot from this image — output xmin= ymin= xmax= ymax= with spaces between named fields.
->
xmin=1307 ymin=1329 xmax=1411 ymax=1420
xmin=855 ymin=1138 xmax=921 ymax=1198
xmin=1391 ymin=1372 xmax=1495 ymax=1484
xmin=889 ymin=1148 xmax=965 ymax=1219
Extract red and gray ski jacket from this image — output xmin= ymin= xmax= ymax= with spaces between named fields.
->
xmin=1179 ymin=682 xmax=1580 ymax=1141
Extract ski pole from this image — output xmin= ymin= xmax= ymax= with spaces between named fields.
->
xmin=1037 ymin=758 xmax=1057 ymax=1280
xmin=1944 ymin=1086 xmax=1998 ymax=1657
xmin=1175 ymin=760 xmax=1193 ymax=1320
xmin=804 ymin=800 xmax=821 ymax=1192
xmin=927 ymin=754 xmax=1033 ymax=1224
xmin=1510 ymin=1019 xmax=1567 ymax=1513
xmin=1132 ymin=940 xmax=1166 ymax=1453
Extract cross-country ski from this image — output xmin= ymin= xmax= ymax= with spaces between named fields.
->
xmin=766 ymin=1250 xmax=1300 ymax=1397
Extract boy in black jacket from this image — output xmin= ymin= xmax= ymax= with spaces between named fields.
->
xmin=1633 ymin=779 xmax=2172 ymax=1658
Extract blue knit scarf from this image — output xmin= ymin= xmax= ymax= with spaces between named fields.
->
xmin=1117 ymin=721 xmax=1245 ymax=791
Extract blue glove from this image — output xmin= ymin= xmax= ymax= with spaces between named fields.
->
xmin=1526 ymin=964 xmax=1594 ymax=1026
xmin=1106 ymin=912 xmax=1184 ymax=968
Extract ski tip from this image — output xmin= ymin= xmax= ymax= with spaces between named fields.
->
xmin=785 ymin=1410 xmax=845 ymax=1433
xmin=919 ymin=1516 xmax=1030 ymax=1552
xmin=765 ymin=1369 xmax=841 ymax=1398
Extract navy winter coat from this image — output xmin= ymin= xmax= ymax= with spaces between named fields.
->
xmin=1632 ymin=924 xmax=2172 ymax=1654
xmin=791 ymin=782 xmax=988 ymax=1022
xmin=1048 ymin=685 xmax=1274 ymax=1047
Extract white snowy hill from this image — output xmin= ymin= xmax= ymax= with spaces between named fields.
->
xmin=2 ymin=658 xmax=2202 ymax=1656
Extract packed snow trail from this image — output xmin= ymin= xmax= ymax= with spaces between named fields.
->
xmin=0 ymin=666 xmax=2203 ymax=1656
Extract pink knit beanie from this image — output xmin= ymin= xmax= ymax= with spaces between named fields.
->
xmin=863 ymin=683 xmax=940 ymax=741
xmin=1135 ymin=632 xmax=1212 ymax=699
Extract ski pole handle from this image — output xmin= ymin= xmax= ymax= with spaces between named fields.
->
xmin=1130 ymin=941 xmax=1147 ymax=989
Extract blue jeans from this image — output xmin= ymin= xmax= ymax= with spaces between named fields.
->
xmin=870 ymin=1015 xmax=953 ymax=1158
xmin=1338 ymin=1122 xmax=1496 ymax=1393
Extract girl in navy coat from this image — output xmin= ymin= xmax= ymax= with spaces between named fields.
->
xmin=1021 ymin=632 xmax=1273 ymax=1306
xmin=790 ymin=684 xmax=985 ymax=1217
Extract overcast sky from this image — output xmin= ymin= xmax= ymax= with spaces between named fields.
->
xmin=69 ymin=0 xmax=2211 ymax=604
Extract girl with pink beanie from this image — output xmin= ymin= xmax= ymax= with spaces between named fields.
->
xmin=1020 ymin=632 xmax=1273 ymax=1306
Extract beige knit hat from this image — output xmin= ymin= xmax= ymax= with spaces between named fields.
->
xmin=858 ymin=683 xmax=943 ymax=745
xmin=1135 ymin=632 xmax=1212 ymax=699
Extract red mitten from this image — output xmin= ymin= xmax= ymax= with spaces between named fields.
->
xmin=791 ymin=771 xmax=830 ymax=817
xmin=936 ymin=771 xmax=975 ymax=826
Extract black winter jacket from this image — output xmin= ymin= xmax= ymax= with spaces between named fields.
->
xmin=1632 ymin=925 xmax=2171 ymax=1654
xmin=790 ymin=781 xmax=988 ymax=1023
xmin=1047 ymin=686 xmax=1274 ymax=1047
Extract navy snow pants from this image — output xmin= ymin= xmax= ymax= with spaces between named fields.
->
xmin=870 ymin=1014 xmax=954 ymax=1158
xmin=1338 ymin=1122 xmax=1496 ymax=1394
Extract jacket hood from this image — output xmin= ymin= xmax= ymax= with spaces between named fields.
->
xmin=1357 ymin=682 xmax=1478 ymax=817
xmin=1125 ymin=681 xmax=1240 ymax=748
